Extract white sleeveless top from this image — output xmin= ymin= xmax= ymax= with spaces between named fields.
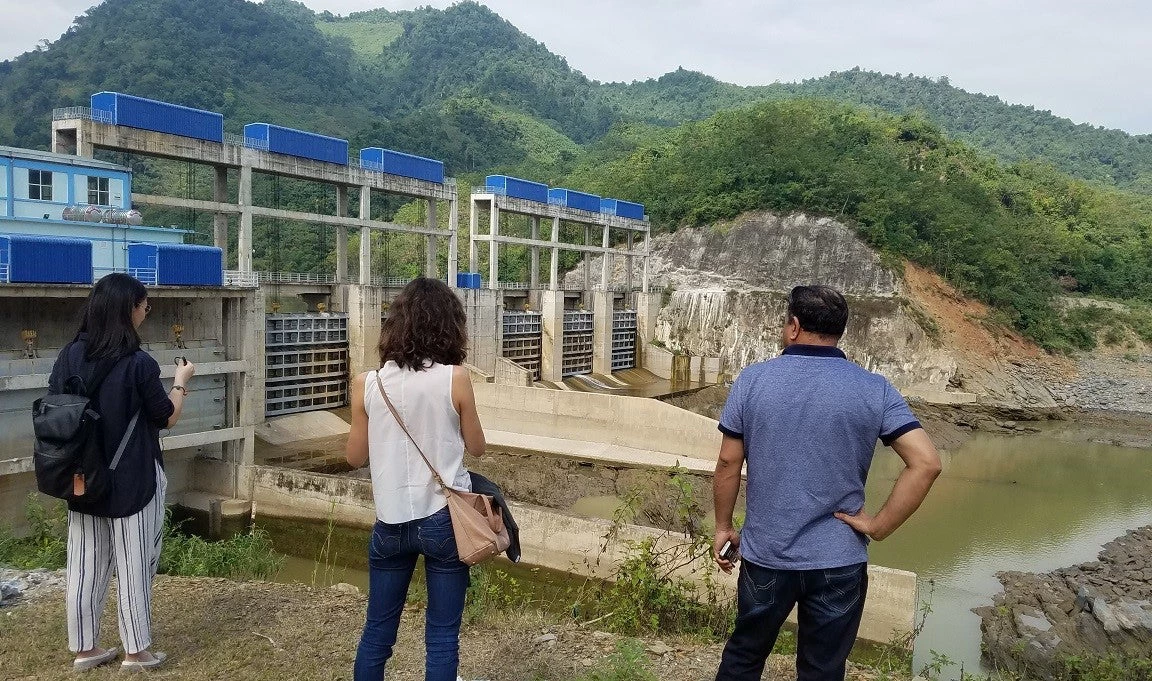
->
xmin=364 ymin=361 xmax=471 ymax=524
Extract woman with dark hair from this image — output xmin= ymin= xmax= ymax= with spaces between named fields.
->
xmin=346 ymin=277 xmax=486 ymax=681
xmin=48 ymin=272 xmax=195 ymax=672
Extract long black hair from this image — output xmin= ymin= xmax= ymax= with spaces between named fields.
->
xmin=78 ymin=273 xmax=148 ymax=360
xmin=378 ymin=277 xmax=467 ymax=371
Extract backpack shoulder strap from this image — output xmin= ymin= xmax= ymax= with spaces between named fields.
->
xmin=82 ymin=359 xmax=118 ymax=399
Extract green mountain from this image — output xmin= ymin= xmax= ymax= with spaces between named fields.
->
xmin=2 ymin=0 xmax=1151 ymax=348
xmin=4 ymin=0 xmax=1151 ymax=189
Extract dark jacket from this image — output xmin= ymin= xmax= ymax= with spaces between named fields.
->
xmin=469 ymin=471 xmax=521 ymax=563
xmin=48 ymin=336 xmax=175 ymax=518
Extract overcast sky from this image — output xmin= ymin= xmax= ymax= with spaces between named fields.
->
xmin=2 ymin=0 xmax=1150 ymax=134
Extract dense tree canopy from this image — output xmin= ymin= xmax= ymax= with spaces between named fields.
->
xmin=1 ymin=0 xmax=1150 ymax=348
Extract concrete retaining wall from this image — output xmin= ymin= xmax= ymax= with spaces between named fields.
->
xmin=225 ymin=462 xmax=917 ymax=644
xmin=643 ymin=343 xmax=723 ymax=384
xmin=473 ymin=383 xmax=721 ymax=461
xmin=494 ymin=357 xmax=534 ymax=387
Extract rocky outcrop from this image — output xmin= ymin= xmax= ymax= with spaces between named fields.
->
xmin=1050 ymin=355 xmax=1152 ymax=414
xmin=0 ymin=568 xmax=64 ymax=607
xmin=572 ymin=210 xmax=1069 ymax=407
xmin=655 ymin=288 xmax=955 ymax=391
xmin=974 ymin=526 xmax=1152 ymax=679
xmin=570 ymin=211 xmax=955 ymax=392
xmin=568 ymin=211 xmax=899 ymax=296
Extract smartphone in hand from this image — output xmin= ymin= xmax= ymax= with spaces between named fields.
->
xmin=720 ymin=540 xmax=739 ymax=564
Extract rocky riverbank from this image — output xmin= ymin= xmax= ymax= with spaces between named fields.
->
xmin=974 ymin=526 xmax=1152 ymax=679
xmin=1049 ymin=355 xmax=1152 ymax=414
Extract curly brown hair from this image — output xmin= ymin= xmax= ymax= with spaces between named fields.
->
xmin=378 ymin=277 xmax=468 ymax=370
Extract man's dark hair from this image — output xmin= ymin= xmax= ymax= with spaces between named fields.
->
xmin=786 ymin=285 xmax=849 ymax=338
xmin=77 ymin=272 xmax=148 ymax=360
xmin=378 ymin=277 xmax=468 ymax=371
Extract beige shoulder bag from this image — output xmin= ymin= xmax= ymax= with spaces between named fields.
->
xmin=374 ymin=372 xmax=510 ymax=566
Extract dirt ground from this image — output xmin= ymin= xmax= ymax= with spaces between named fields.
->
xmin=0 ymin=576 xmax=890 ymax=681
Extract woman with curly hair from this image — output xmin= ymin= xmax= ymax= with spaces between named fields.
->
xmin=346 ymin=277 xmax=486 ymax=681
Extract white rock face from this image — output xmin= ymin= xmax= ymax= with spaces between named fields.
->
xmin=571 ymin=211 xmax=956 ymax=390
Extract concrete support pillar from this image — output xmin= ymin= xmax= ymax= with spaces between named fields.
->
xmin=549 ymin=217 xmax=560 ymax=291
xmin=335 ymin=186 xmax=349 ymax=284
xmin=592 ymin=291 xmax=615 ymax=375
xmin=468 ymin=197 xmax=479 ymax=274
xmin=642 ymin=232 xmax=651 ymax=294
xmin=601 ymin=225 xmax=611 ymax=291
xmin=540 ymin=290 xmax=566 ymax=383
xmin=347 ymin=284 xmax=382 ymax=377
xmin=213 ymin=166 xmax=229 ymax=267
xmin=238 ymin=164 xmax=254 ymax=273
xmin=223 ymin=287 xmax=265 ymax=468
xmin=448 ymin=197 xmax=459 ymax=287
xmin=625 ymin=232 xmax=634 ymax=293
xmin=425 ymin=199 xmax=438 ymax=279
xmin=530 ymin=217 xmax=540 ymax=290
xmin=634 ymin=291 xmax=663 ymax=372
xmin=488 ymin=203 xmax=500 ymax=289
xmin=50 ymin=126 xmax=72 ymax=155
xmin=460 ymin=288 xmax=501 ymax=376
xmin=583 ymin=225 xmax=591 ymax=292
xmin=358 ymin=187 xmax=372 ymax=286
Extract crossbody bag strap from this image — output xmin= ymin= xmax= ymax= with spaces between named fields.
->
xmin=374 ymin=371 xmax=451 ymax=493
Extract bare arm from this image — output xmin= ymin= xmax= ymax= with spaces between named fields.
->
xmin=835 ymin=428 xmax=942 ymax=541
xmin=345 ymin=372 xmax=369 ymax=468
xmin=165 ymin=388 xmax=186 ymax=429
xmin=452 ymin=365 xmax=486 ymax=457
xmin=712 ymin=435 xmax=745 ymax=573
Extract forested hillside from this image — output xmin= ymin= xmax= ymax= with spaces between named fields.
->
xmin=567 ymin=100 xmax=1152 ymax=350
xmin=4 ymin=0 xmax=1152 ymax=186
xmin=1 ymin=0 xmax=1151 ymax=348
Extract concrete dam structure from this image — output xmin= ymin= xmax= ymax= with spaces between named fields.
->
xmin=0 ymin=100 xmax=918 ymax=647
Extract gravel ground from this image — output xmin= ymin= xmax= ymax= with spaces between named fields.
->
xmin=0 ymin=575 xmax=890 ymax=681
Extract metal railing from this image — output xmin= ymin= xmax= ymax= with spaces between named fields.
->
xmin=370 ymin=276 xmax=414 ymax=288
xmin=91 ymin=266 xmax=157 ymax=283
xmin=258 ymin=271 xmax=337 ymax=285
xmin=130 ymin=268 xmax=158 ymax=285
xmin=496 ymin=281 xmax=532 ymax=290
xmin=223 ymin=270 xmax=260 ymax=287
xmin=0 ymin=263 xmax=9 ymax=284
xmin=52 ymin=106 xmax=112 ymax=124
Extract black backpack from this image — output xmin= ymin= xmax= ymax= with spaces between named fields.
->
xmin=32 ymin=354 xmax=139 ymax=503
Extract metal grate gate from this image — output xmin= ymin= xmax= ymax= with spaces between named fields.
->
xmin=611 ymin=310 xmax=638 ymax=371
xmin=502 ymin=311 xmax=542 ymax=380
xmin=265 ymin=314 xmax=349 ymax=417
xmin=561 ymin=310 xmax=594 ymax=377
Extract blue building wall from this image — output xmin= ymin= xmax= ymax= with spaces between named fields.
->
xmin=1 ymin=146 xmax=131 ymax=221
xmin=0 ymin=146 xmax=185 ymax=277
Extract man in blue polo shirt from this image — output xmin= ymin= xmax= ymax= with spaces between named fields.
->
xmin=712 ymin=285 xmax=942 ymax=681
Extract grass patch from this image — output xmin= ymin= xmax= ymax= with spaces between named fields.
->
xmin=1059 ymin=302 xmax=1152 ymax=351
xmin=315 ymin=19 xmax=403 ymax=58
xmin=1 ymin=496 xmax=282 ymax=580
xmin=572 ymin=639 xmax=657 ymax=681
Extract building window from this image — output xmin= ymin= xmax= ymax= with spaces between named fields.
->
xmin=88 ymin=176 xmax=110 ymax=206
xmin=29 ymin=170 xmax=52 ymax=201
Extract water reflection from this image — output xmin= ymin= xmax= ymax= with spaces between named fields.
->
xmin=867 ymin=431 xmax=1152 ymax=677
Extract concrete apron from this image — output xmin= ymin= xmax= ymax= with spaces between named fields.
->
xmin=192 ymin=459 xmax=918 ymax=646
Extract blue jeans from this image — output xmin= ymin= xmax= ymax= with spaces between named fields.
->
xmin=716 ymin=561 xmax=868 ymax=681
xmin=354 ymin=507 xmax=471 ymax=681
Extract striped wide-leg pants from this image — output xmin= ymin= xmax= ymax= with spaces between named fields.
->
xmin=65 ymin=463 xmax=167 ymax=654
